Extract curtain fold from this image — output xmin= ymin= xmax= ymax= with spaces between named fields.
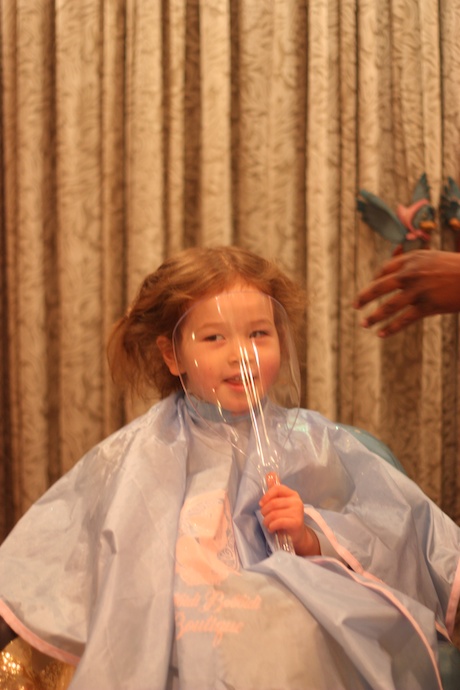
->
xmin=1 ymin=0 xmax=459 ymax=539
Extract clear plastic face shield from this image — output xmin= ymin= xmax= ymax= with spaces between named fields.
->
xmin=172 ymin=289 xmax=301 ymax=553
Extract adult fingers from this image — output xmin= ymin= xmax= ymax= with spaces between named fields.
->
xmin=373 ymin=304 xmax=425 ymax=338
xmin=359 ymin=290 xmax=414 ymax=328
xmin=353 ymin=273 xmax=402 ymax=309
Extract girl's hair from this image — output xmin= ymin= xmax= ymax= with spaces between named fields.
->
xmin=107 ymin=245 xmax=306 ymax=399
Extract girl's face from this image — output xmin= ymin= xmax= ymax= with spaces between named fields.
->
xmin=170 ymin=287 xmax=281 ymax=414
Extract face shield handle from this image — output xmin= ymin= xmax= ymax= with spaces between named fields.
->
xmin=241 ymin=349 xmax=295 ymax=555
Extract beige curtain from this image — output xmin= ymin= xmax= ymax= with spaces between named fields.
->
xmin=1 ymin=0 xmax=459 ymax=542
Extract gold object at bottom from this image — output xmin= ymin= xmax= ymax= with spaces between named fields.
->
xmin=0 ymin=638 xmax=74 ymax=690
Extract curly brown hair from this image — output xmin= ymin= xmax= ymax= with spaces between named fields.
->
xmin=107 ymin=245 xmax=306 ymax=399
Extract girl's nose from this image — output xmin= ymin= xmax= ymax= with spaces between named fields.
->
xmin=232 ymin=341 xmax=256 ymax=368
xmin=227 ymin=339 xmax=242 ymax=364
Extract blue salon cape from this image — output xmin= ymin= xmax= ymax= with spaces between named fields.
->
xmin=0 ymin=393 xmax=458 ymax=689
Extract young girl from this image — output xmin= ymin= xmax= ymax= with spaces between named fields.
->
xmin=0 ymin=245 xmax=459 ymax=690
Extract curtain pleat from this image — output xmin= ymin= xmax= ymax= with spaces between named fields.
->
xmin=100 ymin=0 xmax=127 ymax=437
xmin=55 ymin=1 xmax=106 ymax=475
xmin=337 ymin=0 xmax=358 ymax=424
xmin=199 ymin=0 xmax=232 ymax=245
xmin=306 ymin=0 xmax=340 ymax=418
xmin=125 ymin=0 xmax=165 ymax=286
xmin=237 ymin=1 xmax=275 ymax=251
xmin=440 ymin=0 xmax=460 ymax=522
xmin=164 ymin=0 xmax=186 ymax=255
xmin=1 ymin=0 xmax=459 ymax=540
xmin=3 ymin=1 xmax=54 ymax=514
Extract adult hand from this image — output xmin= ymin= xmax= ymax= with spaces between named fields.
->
xmin=259 ymin=482 xmax=320 ymax=557
xmin=353 ymin=250 xmax=460 ymax=337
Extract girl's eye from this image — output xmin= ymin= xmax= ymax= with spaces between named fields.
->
xmin=250 ymin=330 xmax=269 ymax=338
xmin=203 ymin=334 xmax=224 ymax=342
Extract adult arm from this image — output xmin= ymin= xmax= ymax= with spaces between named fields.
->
xmin=353 ymin=250 xmax=460 ymax=337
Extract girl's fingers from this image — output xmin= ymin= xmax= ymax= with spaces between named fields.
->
xmin=260 ymin=483 xmax=297 ymax=506
xmin=260 ymin=496 xmax=298 ymax=516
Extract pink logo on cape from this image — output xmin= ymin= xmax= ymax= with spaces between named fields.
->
xmin=175 ymin=490 xmax=240 ymax=587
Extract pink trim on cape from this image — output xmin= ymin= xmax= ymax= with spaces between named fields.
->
xmin=0 ymin=600 xmax=80 ymax=667
xmin=446 ymin=556 xmax=460 ymax=637
xmin=305 ymin=506 xmax=445 ymax=690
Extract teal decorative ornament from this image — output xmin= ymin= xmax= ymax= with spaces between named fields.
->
xmin=440 ymin=176 xmax=460 ymax=252
xmin=357 ymin=173 xmax=436 ymax=255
